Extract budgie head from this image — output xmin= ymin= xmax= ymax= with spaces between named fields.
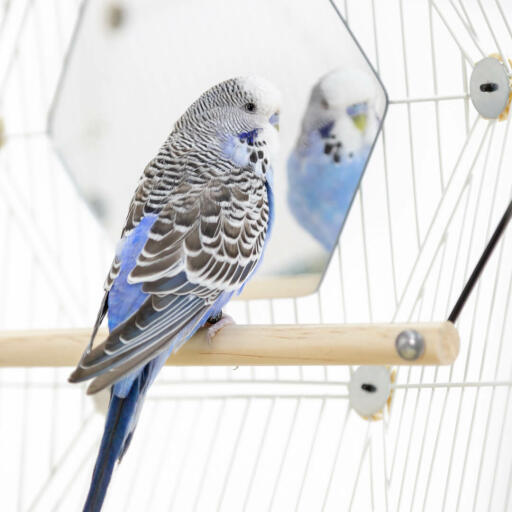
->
xmin=297 ymin=68 xmax=380 ymax=163
xmin=174 ymin=76 xmax=281 ymax=175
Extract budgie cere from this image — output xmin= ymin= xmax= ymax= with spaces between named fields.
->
xmin=287 ymin=68 xmax=380 ymax=251
xmin=69 ymin=76 xmax=281 ymax=512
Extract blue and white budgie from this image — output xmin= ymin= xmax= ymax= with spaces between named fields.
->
xmin=287 ymin=68 xmax=380 ymax=252
xmin=69 ymin=76 xmax=281 ymax=512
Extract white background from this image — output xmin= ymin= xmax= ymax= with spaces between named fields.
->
xmin=1 ymin=0 xmax=512 ymax=511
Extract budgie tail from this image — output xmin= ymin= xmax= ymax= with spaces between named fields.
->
xmin=83 ymin=378 xmax=140 ymax=512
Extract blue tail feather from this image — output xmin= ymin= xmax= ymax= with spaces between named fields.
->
xmin=83 ymin=379 xmax=141 ymax=512
xmin=82 ymin=298 xmax=226 ymax=511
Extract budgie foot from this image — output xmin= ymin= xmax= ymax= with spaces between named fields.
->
xmin=205 ymin=312 xmax=235 ymax=344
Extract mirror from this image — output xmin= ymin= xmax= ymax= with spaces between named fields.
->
xmin=50 ymin=0 xmax=387 ymax=299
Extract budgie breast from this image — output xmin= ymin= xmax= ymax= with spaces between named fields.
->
xmin=288 ymin=139 xmax=370 ymax=251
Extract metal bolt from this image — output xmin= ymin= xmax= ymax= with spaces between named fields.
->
xmin=395 ymin=329 xmax=425 ymax=361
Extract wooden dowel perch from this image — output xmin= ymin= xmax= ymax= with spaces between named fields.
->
xmin=0 ymin=322 xmax=459 ymax=367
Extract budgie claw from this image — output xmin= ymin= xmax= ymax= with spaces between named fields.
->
xmin=206 ymin=313 xmax=235 ymax=344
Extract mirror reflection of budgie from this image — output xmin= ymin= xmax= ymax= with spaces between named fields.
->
xmin=287 ymin=68 xmax=381 ymax=252
xmin=68 ymin=76 xmax=281 ymax=512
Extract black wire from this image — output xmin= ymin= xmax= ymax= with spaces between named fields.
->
xmin=448 ymin=198 xmax=512 ymax=323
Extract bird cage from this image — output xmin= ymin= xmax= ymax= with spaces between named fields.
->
xmin=0 ymin=0 xmax=511 ymax=511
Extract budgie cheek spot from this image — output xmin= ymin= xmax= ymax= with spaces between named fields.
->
xmin=319 ymin=121 xmax=334 ymax=138
xmin=239 ymin=129 xmax=259 ymax=145
xmin=349 ymin=366 xmax=392 ymax=420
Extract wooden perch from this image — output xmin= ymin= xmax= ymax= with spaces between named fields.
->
xmin=0 ymin=322 xmax=459 ymax=367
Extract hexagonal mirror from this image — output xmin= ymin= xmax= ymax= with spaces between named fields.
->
xmin=50 ymin=0 xmax=387 ymax=299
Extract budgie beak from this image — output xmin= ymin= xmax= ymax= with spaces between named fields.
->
xmin=352 ymin=113 xmax=367 ymax=132
xmin=346 ymin=102 xmax=368 ymax=133
xmin=269 ymin=111 xmax=280 ymax=131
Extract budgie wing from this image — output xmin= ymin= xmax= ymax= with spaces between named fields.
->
xmin=70 ymin=175 xmax=269 ymax=392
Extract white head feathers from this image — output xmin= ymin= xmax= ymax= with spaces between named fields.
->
xmin=298 ymin=67 xmax=381 ymax=154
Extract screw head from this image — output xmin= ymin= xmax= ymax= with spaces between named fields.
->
xmin=395 ymin=329 xmax=425 ymax=361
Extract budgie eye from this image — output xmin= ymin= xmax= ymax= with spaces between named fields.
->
xmin=244 ymin=102 xmax=256 ymax=113
xmin=321 ymin=98 xmax=329 ymax=109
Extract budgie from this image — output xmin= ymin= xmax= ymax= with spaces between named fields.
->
xmin=287 ymin=68 xmax=380 ymax=252
xmin=69 ymin=76 xmax=281 ymax=512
